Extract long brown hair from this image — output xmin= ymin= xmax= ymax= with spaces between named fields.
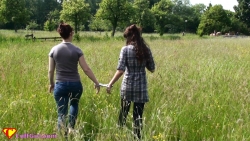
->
xmin=123 ymin=24 xmax=150 ymax=63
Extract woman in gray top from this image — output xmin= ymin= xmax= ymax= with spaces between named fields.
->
xmin=48 ymin=23 xmax=100 ymax=135
xmin=107 ymin=24 xmax=155 ymax=139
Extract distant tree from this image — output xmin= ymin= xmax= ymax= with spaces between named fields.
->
xmin=44 ymin=0 xmax=61 ymax=19
xmin=191 ymin=4 xmax=206 ymax=17
xmin=34 ymin=0 xmax=60 ymax=30
xmin=0 ymin=0 xmax=29 ymax=32
xmin=58 ymin=0 xmax=64 ymax=4
xmin=149 ymin=0 xmax=160 ymax=8
xmin=0 ymin=21 xmax=3 ymax=28
xmin=206 ymin=3 xmax=213 ymax=11
xmin=151 ymin=0 xmax=176 ymax=36
xmin=86 ymin=0 xmax=102 ymax=15
xmin=89 ymin=17 xmax=112 ymax=31
xmin=26 ymin=21 xmax=38 ymax=33
xmin=86 ymin=0 xmax=95 ymax=14
xmin=48 ymin=9 xmax=60 ymax=23
xmin=225 ymin=10 xmax=249 ymax=35
xmin=182 ymin=0 xmax=191 ymax=5
xmin=132 ymin=0 xmax=155 ymax=32
xmin=95 ymin=0 xmax=134 ymax=37
xmin=234 ymin=0 xmax=250 ymax=34
xmin=34 ymin=0 xmax=47 ymax=29
xmin=171 ymin=0 xmax=192 ymax=32
xmin=44 ymin=9 xmax=60 ymax=31
xmin=197 ymin=5 xmax=230 ymax=36
xmin=60 ymin=0 xmax=91 ymax=33
xmin=189 ymin=3 xmax=206 ymax=33
xmin=57 ymin=0 xmax=64 ymax=10
xmin=25 ymin=0 xmax=37 ymax=23
xmin=44 ymin=20 xmax=56 ymax=31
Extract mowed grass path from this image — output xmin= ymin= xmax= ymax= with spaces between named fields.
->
xmin=0 ymin=33 xmax=250 ymax=140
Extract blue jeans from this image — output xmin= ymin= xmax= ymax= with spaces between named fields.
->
xmin=53 ymin=81 xmax=83 ymax=131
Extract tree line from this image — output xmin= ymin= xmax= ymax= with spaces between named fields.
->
xmin=0 ymin=0 xmax=249 ymax=36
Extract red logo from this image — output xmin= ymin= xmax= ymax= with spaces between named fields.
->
xmin=2 ymin=128 xmax=17 ymax=139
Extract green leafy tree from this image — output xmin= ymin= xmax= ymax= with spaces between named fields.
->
xmin=60 ymin=0 xmax=91 ymax=33
xmin=26 ymin=21 xmax=38 ymax=33
xmin=149 ymin=0 xmax=160 ymax=8
xmin=172 ymin=0 xmax=191 ymax=32
xmin=44 ymin=20 xmax=57 ymax=31
xmin=44 ymin=0 xmax=61 ymax=21
xmin=197 ymin=5 xmax=230 ymax=36
xmin=151 ymin=0 xmax=175 ymax=36
xmin=132 ymin=0 xmax=155 ymax=32
xmin=234 ymin=0 xmax=250 ymax=34
xmin=0 ymin=21 xmax=3 ymax=27
xmin=58 ymin=0 xmax=64 ymax=4
xmin=34 ymin=0 xmax=47 ymax=29
xmin=29 ymin=0 xmax=60 ymax=30
xmin=86 ymin=0 xmax=102 ymax=15
xmin=225 ymin=10 xmax=249 ymax=35
xmin=170 ymin=1 xmax=205 ymax=33
xmin=25 ymin=0 xmax=37 ymax=22
xmin=0 ymin=0 xmax=29 ymax=32
xmin=192 ymin=3 xmax=206 ymax=14
xmin=95 ymin=0 xmax=134 ymax=37
xmin=206 ymin=3 xmax=213 ymax=11
xmin=44 ymin=9 xmax=60 ymax=31
xmin=89 ymin=17 xmax=112 ymax=31
xmin=188 ymin=3 xmax=206 ymax=33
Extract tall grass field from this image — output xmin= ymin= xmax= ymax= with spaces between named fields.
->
xmin=0 ymin=30 xmax=250 ymax=141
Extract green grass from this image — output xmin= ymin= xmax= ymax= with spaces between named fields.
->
xmin=0 ymin=30 xmax=250 ymax=140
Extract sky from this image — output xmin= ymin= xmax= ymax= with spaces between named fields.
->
xmin=189 ymin=0 xmax=238 ymax=11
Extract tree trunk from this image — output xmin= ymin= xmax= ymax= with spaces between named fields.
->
xmin=111 ymin=27 xmax=115 ymax=37
xmin=111 ymin=22 xmax=117 ymax=37
xmin=14 ymin=25 xmax=17 ymax=33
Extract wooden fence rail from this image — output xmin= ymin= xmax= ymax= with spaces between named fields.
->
xmin=25 ymin=34 xmax=61 ymax=41
xmin=35 ymin=37 xmax=62 ymax=41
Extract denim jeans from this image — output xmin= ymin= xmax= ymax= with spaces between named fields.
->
xmin=53 ymin=81 xmax=83 ymax=132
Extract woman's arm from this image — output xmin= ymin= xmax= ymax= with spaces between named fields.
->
xmin=146 ymin=48 xmax=155 ymax=73
xmin=48 ymin=57 xmax=55 ymax=93
xmin=107 ymin=47 xmax=126 ymax=94
xmin=79 ymin=55 xmax=100 ymax=93
xmin=106 ymin=70 xmax=124 ymax=94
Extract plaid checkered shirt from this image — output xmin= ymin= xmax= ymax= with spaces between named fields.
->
xmin=117 ymin=45 xmax=155 ymax=103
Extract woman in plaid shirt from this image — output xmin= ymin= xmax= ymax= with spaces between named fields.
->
xmin=107 ymin=24 xmax=155 ymax=139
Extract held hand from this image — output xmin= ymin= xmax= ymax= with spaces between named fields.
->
xmin=106 ymin=85 xmax=112 ymax=94
xmin=49 ymin=85 xmax=54 ymax=93
xmin=95 ymin=83 xmax=100 ymax=94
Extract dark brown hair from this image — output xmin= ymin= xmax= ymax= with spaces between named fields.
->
xmin=123 ymin=24 xmax=150 ymax=63
xmin=57 ymin=23 xmax=73 ymax=39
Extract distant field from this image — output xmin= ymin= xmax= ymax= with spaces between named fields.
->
xmin=0 ymin=30 xmax=250 ymax=140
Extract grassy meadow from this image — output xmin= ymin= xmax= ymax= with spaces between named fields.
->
xmin=0 ymin=30 xmax=250 ymax=141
